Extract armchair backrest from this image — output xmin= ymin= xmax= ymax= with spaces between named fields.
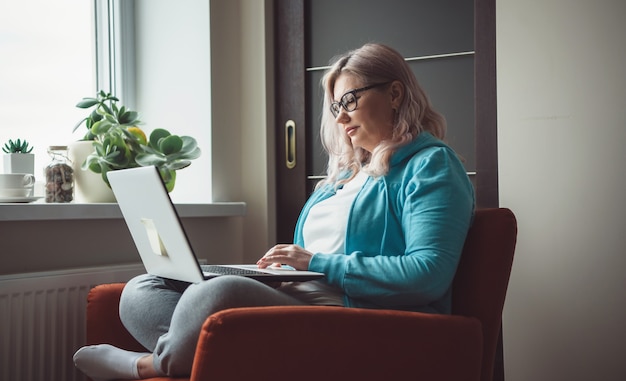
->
xmin=452 ymin=208 xmax=517 ymax=381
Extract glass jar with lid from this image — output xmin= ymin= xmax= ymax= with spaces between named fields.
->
xmin=45 ymin=145 xmax=74 ymax=203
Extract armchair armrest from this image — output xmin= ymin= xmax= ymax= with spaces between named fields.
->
xmin=86 ymin=283 xmax=147 ymax=352
xmin=191 ymin=306 xmax=483 ymax=381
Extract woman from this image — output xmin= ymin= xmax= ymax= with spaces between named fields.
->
xmin=73 ymin=42 xmax=474 ymax=380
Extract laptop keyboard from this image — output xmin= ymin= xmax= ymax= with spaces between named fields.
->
xmin=201 ymin=265 xmax=269 ymax=276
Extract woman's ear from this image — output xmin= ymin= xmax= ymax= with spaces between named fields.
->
xmin=389 ymin=80 xmax=404 ymax=109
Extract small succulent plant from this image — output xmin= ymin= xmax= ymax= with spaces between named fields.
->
xmin=2 ymin=138 xmax=34 ymax=154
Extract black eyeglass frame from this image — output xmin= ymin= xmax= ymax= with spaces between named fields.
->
xmin=329 ymin=82 xmax=390 ymax=118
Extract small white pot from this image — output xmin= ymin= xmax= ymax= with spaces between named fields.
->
xmin=67 ymin=140 xmax=116 ymax=203
xmin=3 ymin=153 xmax=35 ymax=175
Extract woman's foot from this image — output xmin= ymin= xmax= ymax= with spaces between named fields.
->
xmin=73 ymin=344 xmax=151 ymax=381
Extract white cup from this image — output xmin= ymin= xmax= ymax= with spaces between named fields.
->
xmin=0 ymin=173 xmax=36 ymax=197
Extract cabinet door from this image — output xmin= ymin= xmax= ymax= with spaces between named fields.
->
xmin=274 ymin=0 xmax=497 ymax=243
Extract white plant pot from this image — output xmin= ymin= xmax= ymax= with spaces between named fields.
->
xmin=67 ymin=140 xmax=116 ymax=203
xmin=3 ymin=153 xmax=35 ymax=175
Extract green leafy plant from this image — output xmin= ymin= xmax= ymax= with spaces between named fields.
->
xmin=73 ymin=90 xmax=141 ymax=140
xmin=2 ymin=138 xmax=34 ymax=154
xmin=77 ymin=91 xmax=201 ymax=192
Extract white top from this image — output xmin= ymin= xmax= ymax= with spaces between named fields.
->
xmin=278 ymin=172 xmax=368 ymax=306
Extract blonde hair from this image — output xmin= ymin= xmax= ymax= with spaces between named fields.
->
xmin=317 ymin=43 xmax=446 ymax=188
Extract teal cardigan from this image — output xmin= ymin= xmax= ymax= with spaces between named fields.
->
xmin=297 ymin=132 xmax=475 ymax=313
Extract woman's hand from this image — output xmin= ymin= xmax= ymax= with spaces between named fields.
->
xmin=257 ymin=244 xmax=313 ymax=271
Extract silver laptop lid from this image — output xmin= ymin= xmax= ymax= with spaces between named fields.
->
xmin=108 ymin=166 xmax=205 ymax=283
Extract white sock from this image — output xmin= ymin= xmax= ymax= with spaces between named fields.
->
xmin=73 ymin=344 xmax=148 ymax=381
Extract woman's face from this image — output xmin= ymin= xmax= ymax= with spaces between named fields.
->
xmin=332 ymin=74 xmax=398 ymax=153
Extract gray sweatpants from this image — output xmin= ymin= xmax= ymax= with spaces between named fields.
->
xmin=119 ymin=274 xmax=306 ymax=376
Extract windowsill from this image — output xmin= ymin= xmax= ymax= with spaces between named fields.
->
xmin=0 ymin=201 xmax=246 ymax=221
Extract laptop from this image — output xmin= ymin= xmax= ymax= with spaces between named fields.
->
xmin=107 ymin=166 xmax=325 ymax=284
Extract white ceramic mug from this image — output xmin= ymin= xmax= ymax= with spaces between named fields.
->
xmin=0 ymin=173 xmax=36 ymax=197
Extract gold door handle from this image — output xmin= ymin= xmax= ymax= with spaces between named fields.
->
xmin=285 ymin=120 xmax=296 ymax=169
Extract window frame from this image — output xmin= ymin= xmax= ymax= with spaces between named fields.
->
xmin=94 ymin=0 xmax=136 ymax=108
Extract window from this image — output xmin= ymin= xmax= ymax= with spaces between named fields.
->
xmin=1 ymin=0 xmax=212 ymax=203
xmin=0 ymin=0 xmax=94 ymax=179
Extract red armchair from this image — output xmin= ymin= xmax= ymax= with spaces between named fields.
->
xmin=85 ymin=208 xmax=517 ymax=381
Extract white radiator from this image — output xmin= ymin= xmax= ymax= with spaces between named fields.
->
xmin=0 ymin=264 xmax=145 ymax=381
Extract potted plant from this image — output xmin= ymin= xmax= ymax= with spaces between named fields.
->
xmin=83 ymin=125 xmax=201 ymax=192
xmin=2 ymin=138 xmax=35 ymax=175
xmin=69 ymin=91 xmax=142 ymax=202
xmin=69 ymin=91 xmax=200 ymax=201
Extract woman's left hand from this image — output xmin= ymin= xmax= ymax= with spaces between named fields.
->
xmin=257 ymin=244 xmax=313 ymax=271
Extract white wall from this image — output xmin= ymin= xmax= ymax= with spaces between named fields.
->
xmin=497 ymin=1 xmax=626 ymax=379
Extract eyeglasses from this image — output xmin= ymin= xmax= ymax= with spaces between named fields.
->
xmin=329 ymin=82 xmax=390 ymax=118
